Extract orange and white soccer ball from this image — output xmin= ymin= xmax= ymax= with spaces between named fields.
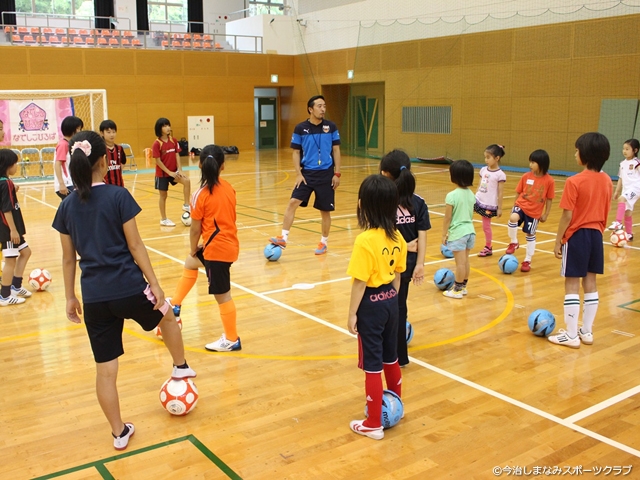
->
xmin=155 ymin=317 xmax=183 ymax=339
xmin=159 ymin=378 xmax=199 ymax=415
xmin=610 ymin=229 xmax=628 ymax=248
xmin=28 ymin=268 xmax=52 ymax=291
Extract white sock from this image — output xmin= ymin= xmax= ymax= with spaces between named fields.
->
xmin=582 ymin=292 xmax=599 ymax=333
xmin=564 ymin=294 xmax=580 ymax=338
xmin=507 ymin=223 xmax=518 ymax=243
xmin=320 ymin=236 xmax=328 ymax=245
xmin=525 ymin=235 xmax=535 ymax=262
xmin=281 ymin=230 xmax=289 ymax=241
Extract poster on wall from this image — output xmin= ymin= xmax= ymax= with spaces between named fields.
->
xmin=0 ymin=98 xmax=74 ymax=147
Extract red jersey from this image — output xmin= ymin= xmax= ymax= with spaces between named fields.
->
xmin=190 ymin=178 xmax=239 ymax=263
xmin=104 ymin=144 xmax=126 ymax=187
xmin=515 ymin=172 xmax=555 ymax=219
xmin=152 ymin=136 xmax=181 ymax=178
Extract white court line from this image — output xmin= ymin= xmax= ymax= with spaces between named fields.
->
xmin=564 ymin=385 xmax=640 ymax=424
xmin=612 ymin=330 xmax=635 ymax=337
xmin=24 ymin=194 xmax=58 ymax=210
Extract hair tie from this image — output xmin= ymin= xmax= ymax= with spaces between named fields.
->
xmin=71 ymin=140 xmax=92 ymax=157
xmin=400 ymin=166 xmax=407 ymax=171
xmin=206 ymin=155 xmax=214 ymax=159
xmin=498 ymin=144 xmax=505 ymax=150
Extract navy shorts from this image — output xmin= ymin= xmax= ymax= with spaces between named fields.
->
xmin=155 ymin=176 xmax=178 ymax=191
xmin=83 ymin=289 xmax=165 ymax=363
xmin=292 ymin=168 xmax=335 ymax=211
xmin=511 ymin=206 xmax=539 ymax=235
xmin=55 ymin=184 xmax=76 ymax=200
xmin=356 ymin=284 xmax=399 ymax=372
xmin=561 ymin=228 xmax=604 ymax=278
xmin=198 ymin=249 xmax=232 ymax=295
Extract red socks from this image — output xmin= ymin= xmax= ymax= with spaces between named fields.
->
xmin=363 ymin=372 xmax=383 ymax=428
xmin=383 ymin=360 xmax=402 ymax=398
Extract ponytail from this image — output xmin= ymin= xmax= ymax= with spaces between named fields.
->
xmin=199 ymin=144 xmax=225 ymax=193
xmin=380 ymin=149 xmax=415 ymax=213
xmin=485 ymin=144 xmax=505 ymax=159
xmin=68 ymin=130 xmax=107 ymax=202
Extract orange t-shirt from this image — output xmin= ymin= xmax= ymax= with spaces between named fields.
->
xmin=559 ymin=169 xmax=613 ymax=243
xmin=515 ymin=172 xmax=555 ymax=219
xmin=190 ymin=178 xmax=239 ymax=262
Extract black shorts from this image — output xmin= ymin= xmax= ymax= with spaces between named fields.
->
xmin=55 ymin=185 xmax=76 ymax=200
xmin=561 ymin=228 xmax=604 ymax=278
xmin=202 ymin=257 xmax=232 ymax=295
xmin=0 ymin=238 xmax=28 ymax=258
xmin=356 ymin=284 xmax=399 ymax=372
xmin=292 ymin=168 xmax=335 ymax=211
xmin=511 ymin=206 xmax=539 ymax=235
xmin=155 ymin=176 xmax=178 ymax=191
xmin=83 ymin=290 xmax=165 ymax=363
xmin=474 ymin=201 xmax=498 ymax=218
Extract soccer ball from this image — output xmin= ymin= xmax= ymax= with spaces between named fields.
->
xmin=433 ymin=268 xmax=455 ymax=290
xmin=28 ymin=268 xmax=52 ymax=291
xmin=498 ymin=254 xmax=519 ymax=274
xmin=181 ymin=212 xmax=192 ymax=226
xmin=528 ymin=309 xmax=556 ymax=337
xmin=155 ymin=317 xmax=183 ymax=339
xmin=159 ymin=378 xmax=199 ymax=415
xmin=610 ymin=229 xmax=627 ymax=248
xmin=440 ymin=244 xmax=454 ymax=258
xmin=264 ymin=243 xmax=282 ymax=261
xmin=364 ymin=389 xmax=404 ymax=429
xmin=406 ymin=321 xmax=414 ymax=344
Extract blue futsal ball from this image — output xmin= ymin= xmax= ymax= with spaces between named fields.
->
xmin=433 ymin=268 xmax=455 ymax=290
xmin=498 ymin=254 xmax=519 ymax=274
xmin=406 ymin=321 xmax=414 ymax=344
xmin=364 ymin=389 xmax=404 ymax=429
xmin=440 ymin=244 xmax=454 ymax=258
xmin=528 ymin=309 xmax=556 ymax=337
xmin=264 ymin=243 xmax=282 ymax=261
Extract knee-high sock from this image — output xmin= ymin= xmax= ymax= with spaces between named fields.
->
xmin=507 ymin=222 xmax=518 ymax=243
xmin=363 ymin=372 xmax=383 ymax=428
xmin=219 ymin=299 xmax=238 ymax=341
xmin=482 ymin=216 xmax=492 ymax=247
xmin=172 ymin=268 xmax=198 ymax=306
xmin=564 ymin=294 xmax=580 ymax=338
xmin=524 ymin=235 xmax=536 ymax=262
xmin=582 ymin=292 xmax=599 ymax=333
xmin=616 ymin=202 xmax=626 ymax=223
xmin=397 ymin=281 xmax=410 ymax=366
xmin=624 ymin=215 xmax=633 ymax=235
xmin=383 ymin=360 xmax=402 ymax=398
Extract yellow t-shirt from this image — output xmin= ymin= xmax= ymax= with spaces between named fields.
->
xmin=347 ymin=228 xmax=407 ymax=287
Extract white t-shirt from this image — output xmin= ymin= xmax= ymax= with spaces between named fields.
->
xmin=618 ymin=157 xmax=640 ymax=193
xmin=475 ymin=166 xmax=507 ymax=209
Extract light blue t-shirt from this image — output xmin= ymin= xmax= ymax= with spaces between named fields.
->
xmin=445 ymin=187 xmax=476 ymax=241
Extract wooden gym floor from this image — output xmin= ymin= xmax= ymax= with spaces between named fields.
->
xmin=1 ymin=150 xmax=639 ymax=479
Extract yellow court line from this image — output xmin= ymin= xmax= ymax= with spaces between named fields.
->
xmin=274 ymin=171 xmax=290 ymax=186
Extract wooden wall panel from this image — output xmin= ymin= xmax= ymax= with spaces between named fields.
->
xmin=512 ymin=61 xmax=571 ymax=97
xmin=84 ymin=49 xmax=135 ymax=76
xmin=353 ymin=45 xmax=381 ymax=72
xmin=515 ymin=24 xmax=571 ymax=61
xmin=574 ymin=17 xmax=640 ymax=57
xmin=315 ymin=50 xmax=348 ymax=76
xmin=2 ymin=48 xmax=28 ymax=74
xmin=511 ymin=97 xmax=570 ymax=132
xmin=420 ymin=37 xmax=462 ymax=67
xmin=461 ymin=64 xmax=512 ymax=98
xmin=460 ymin=97 xmax=512 ymax=131
xmin=416 ymin=67 xmax=463 ymax=99
xmin=570 ymin=56 xmax=640 ymax=97
xmin=381 ymin=42 xmax=419 ymax=71
xmin=182 ymin=51 xmax=227 ymax=76
xmin=228 ymin=53 xmax=269 ymax=77
xmin=135 ymin=50 xmax=182 ymax=75
xmin=28 ymin=48 xmax=84 ymax=75
xmin=463 ymin=30 xmax=513 ymax=65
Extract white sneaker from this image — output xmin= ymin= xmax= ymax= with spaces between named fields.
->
xmin=443 ymin=288 xmax=464 ymax=299
xmin=171 ymin=364 xmax=197 ymax=379
xmin=113 ymin=423 xmax=135 ymax=451
xmin=608 ymin=221 xmax=623 ymax=231
xmin=626 ymin=232 xmax=634 ymax=241
xmin=0 ymin=295 xmax=26 ymax=306
xmin=205 ymin=334 xmax=242 ymax=352
xmin=350 ymin=419 xmax=384 ymax=440
xmin=548 ymin=329 xmax=581 ymax=348
xmin=160 ymin=218 xmax=176 ymax=227
xmin=182 ymin=204 xmax=191 ymax=212
xmin=11 ymin=286 xmax=32 ymax=298
xmin=578 ymin=328 xmax=593 ymax=345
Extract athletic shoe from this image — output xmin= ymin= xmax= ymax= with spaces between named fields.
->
xmin=547 ymin=329 xmax=580 ymax=348
xmin=173 ymin=304 xmax=181 ymax=318
xmin=205 ymin=334 xmax=242 ymax=352
xmin=11 ymin=286 xmax=32 ymax=297
xmin=269 ymin=236 xmax=287 ymax=248
xmin=0 ymin=295 xmax=26 ymax=306
xmin=349 ymin=420 xmax=384 ymax=440
xmin=182 ymin=204 xmax=190 ymax=212
xmin=520 ymin=261 xmax=531 ymax=272
xmin=113 ymin=423 xmax=135 ymax=451
xmin=505 ymin=242 xmax=519 ymax=254
xmin=478 ymin=245 xmax=493 ymax=257
xmin=608 ymin=221 xmax=623 ymax=231
xmin=460 ymin=287 xmax=468 ymax=296
xmin=578 ymin=328 xmax=593 ymax=345
xmin=171 ymin=364 xmax=197 ymax=379
xmin=314 ymin=243 xmax=327 ymax=255
xmin=160 ymin=218 xmax=176 ymax=227
xmin=626 ymin=233 xmax=634 ymax=241
xmin=443 ymin=288 xmax=463 ymax=299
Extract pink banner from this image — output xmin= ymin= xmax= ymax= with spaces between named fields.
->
xmin=0 ymin=98 xmax=74 ymax=147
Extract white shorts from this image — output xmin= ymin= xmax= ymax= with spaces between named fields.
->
xmin=621 ymin=189 xmax=639 ymax=210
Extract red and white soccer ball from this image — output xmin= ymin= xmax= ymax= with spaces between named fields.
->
xmin=28 ymin=268 xmax=52 ymax=291
xmin=159 ymin=378 xmax=199 ymax=415
xmin=155 ymin=317 xmax=183 ymax=339
xmin=610 ymin=229 xmax=627 ymax=248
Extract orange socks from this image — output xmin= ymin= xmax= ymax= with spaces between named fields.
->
xmin=172 ymin=268 xmax=198 ymax=306
xmin=219 ymin=299 xmax=238 ymax=341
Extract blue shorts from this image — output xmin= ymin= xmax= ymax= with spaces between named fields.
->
xmin=511 ymin=206 xmax=539 ymax=235
xmin=561 ymin=228 xmax=604 ymax=278
xmin=292 ymin=168 xmax=335 ymax=211
xmin=356 ymin=284 xmax=399 ymax=372
xmin=447 ymin=233 xmax=476 ymax=252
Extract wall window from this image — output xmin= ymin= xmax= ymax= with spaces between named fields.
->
xmin=149 ymin=0 xmax=188 ymax=23
xmin=250 ymin=0 xmax=285 ymax=16
xmin=16 ymin=0 xmax=95 ymax=16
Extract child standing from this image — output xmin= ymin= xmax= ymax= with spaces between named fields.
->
xmin=475 ymin=144 xmax=506 ymax=257
xmin=52 ymin=131 xmax=196 ymax=450
xmin=379 ymin=150 xmax=430 ymax=367
xmin=347 ymin=174 xmax=407 ymax=440
xmin=548 ymin=132 xmax=612 ymax=348
xmin=152 ymin=118 xmax=191 ymax=226
xmin=0 ymin=149 xmax=32 ymax=306
xmin=99 ymin=119 xmax=127 ymax=187
xmin=171 ymin=145 xmax=241 ymax=352
xmin=506 ymin=150 xmax=555 ymax=272
xmin=608 ymin=138 xmax=640 ymax=241
xmin=442 ymin=160 xmax=476 ymax=299
xmin=54 ymin=116 xmax=83 ymax=200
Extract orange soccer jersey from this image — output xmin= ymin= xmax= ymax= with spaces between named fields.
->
xmin=190 ymin=178 xmax=239 ymax=262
